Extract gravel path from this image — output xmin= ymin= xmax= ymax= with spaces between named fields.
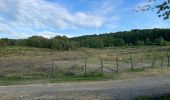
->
xmin=0 ymin=76 xmax=170 ymax=100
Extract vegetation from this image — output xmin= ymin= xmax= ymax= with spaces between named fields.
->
xmin=72 ymin=28 xmax=170 ymax=48
xmin=129 ymin=68 xmax=145 ymax=72
xmin=0 ymin=29 xmax=170 ymax=50
xmin=136 ymin=0 xmax=170 ymax=20
xmin=152 ymin=0 xmax=170 ymax=20
xmin=0 ymin=46 xmax=168 ymax=85
xmin=136 ymin=94 xmax=170 ymax=100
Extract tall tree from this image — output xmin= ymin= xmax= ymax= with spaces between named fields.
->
xmin=135 ymin=0 xmax=170 ymax=19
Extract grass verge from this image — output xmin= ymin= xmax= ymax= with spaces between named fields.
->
xmin=0 ymin=67 xmax=170 ymax=86
xmin=135 ymin=94 xmax=170 ymax=100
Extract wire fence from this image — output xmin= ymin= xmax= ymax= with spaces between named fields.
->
xmin=0 ymin=51 xmax=169 ymax=79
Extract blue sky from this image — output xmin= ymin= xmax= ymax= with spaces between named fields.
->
xmin=0 ymin=0 xmax=169 ymax=38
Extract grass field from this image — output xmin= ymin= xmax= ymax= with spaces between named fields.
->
xmin=0 ymin=46 xmax=169 ymax=85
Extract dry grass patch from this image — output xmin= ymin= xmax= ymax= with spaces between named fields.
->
xmin=0 ymin=94 xmax=21 ymax=100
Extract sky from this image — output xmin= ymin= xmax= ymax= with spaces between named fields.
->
xmin=0 ymin=0 xmax=169 ymax=39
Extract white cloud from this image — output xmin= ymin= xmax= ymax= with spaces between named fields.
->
xmin=0 ymin=0 xmax=119 ymax=38
xmin=36 ymin=32 xmax=59 ymax=38
xmin=36 ymin=31 xmax=73 ymax=38
xmin=0 ymin=1 xmax=6 ymax=10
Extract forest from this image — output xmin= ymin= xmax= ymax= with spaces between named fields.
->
xmin=0 ymin=28 xmax=170 ymax=50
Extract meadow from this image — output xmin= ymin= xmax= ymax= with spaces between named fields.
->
xmin=0 ymin=46 xmax=169 ymax=85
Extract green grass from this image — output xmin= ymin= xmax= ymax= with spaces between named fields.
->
xmin=50 ymin=75 xmax=113 ymax=82
xmin=5 ymin=74 xmax=23 ymax=80
xmin=0 ymin=69 xmax=113 ymax=85
xmin=136 ymin=94 xmax=170 ymax=100
xmin=0 ymin=75 xmax=113 ymax=86
xmin=136 ymin=96 xmax=150 ymax=100
xmin=129 ymin=68 xmax=145 ymax=72
xmin=31 ymin=72 xmax=49 ymax=77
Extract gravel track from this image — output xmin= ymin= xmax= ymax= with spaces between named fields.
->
xmin=0 ymin=76 xmax=170 ymax=100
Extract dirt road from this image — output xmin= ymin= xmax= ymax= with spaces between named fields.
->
xmin=0 ymin=75 xmax=170 ymax=100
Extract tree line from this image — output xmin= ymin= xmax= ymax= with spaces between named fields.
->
xmin=0 ymin=28 xmax=170 ymax=50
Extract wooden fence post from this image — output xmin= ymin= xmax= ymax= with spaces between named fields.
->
xmin=116 ymin=57 xmax=119 ymax=72
xmin=161 ymin=56 xmax=163 ymax=68
xmin=20 ymin=70 xmax=23 ymax=78
xmin=142 ymin=56 xmax=144 ymax=69
xmin=51 ymin=59 xmax=54 ymax=78
xmin=151 ymin=56 xmax=156 ymax=68
xmin=20 ymin=62 xmax=23 ymax=78
xmin=130 ymin=55 xmax=134 ymax=71
xmin=101 ymin=59 xmax=104 ymax=76
xmin=84 ymin=59 xmax=87 ymax=76
xmin=167 ymin=53 xmax=170 ymax=67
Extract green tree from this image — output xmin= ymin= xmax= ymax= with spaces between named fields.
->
xmin=154 ymin=37 xmax=168 ymax=46
xmin=136 ymin=0 xmax=170 ymax=20
xmin=112 ymin=38 xmax=125 ymax=47
xmin=50 ymin=36 xmax=70 ymax=50
xmin=0 ymin=39 xmax=8 ymax=47
xmin=136 ymin=40 xmax=145 ymax=46
xmin=69 ymin=40 xmax=80 ymax=50
xmin=155 ymin=0 xmax=170 ymax=19
xmin=26 ymin=36 xmax=49 ymax=48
